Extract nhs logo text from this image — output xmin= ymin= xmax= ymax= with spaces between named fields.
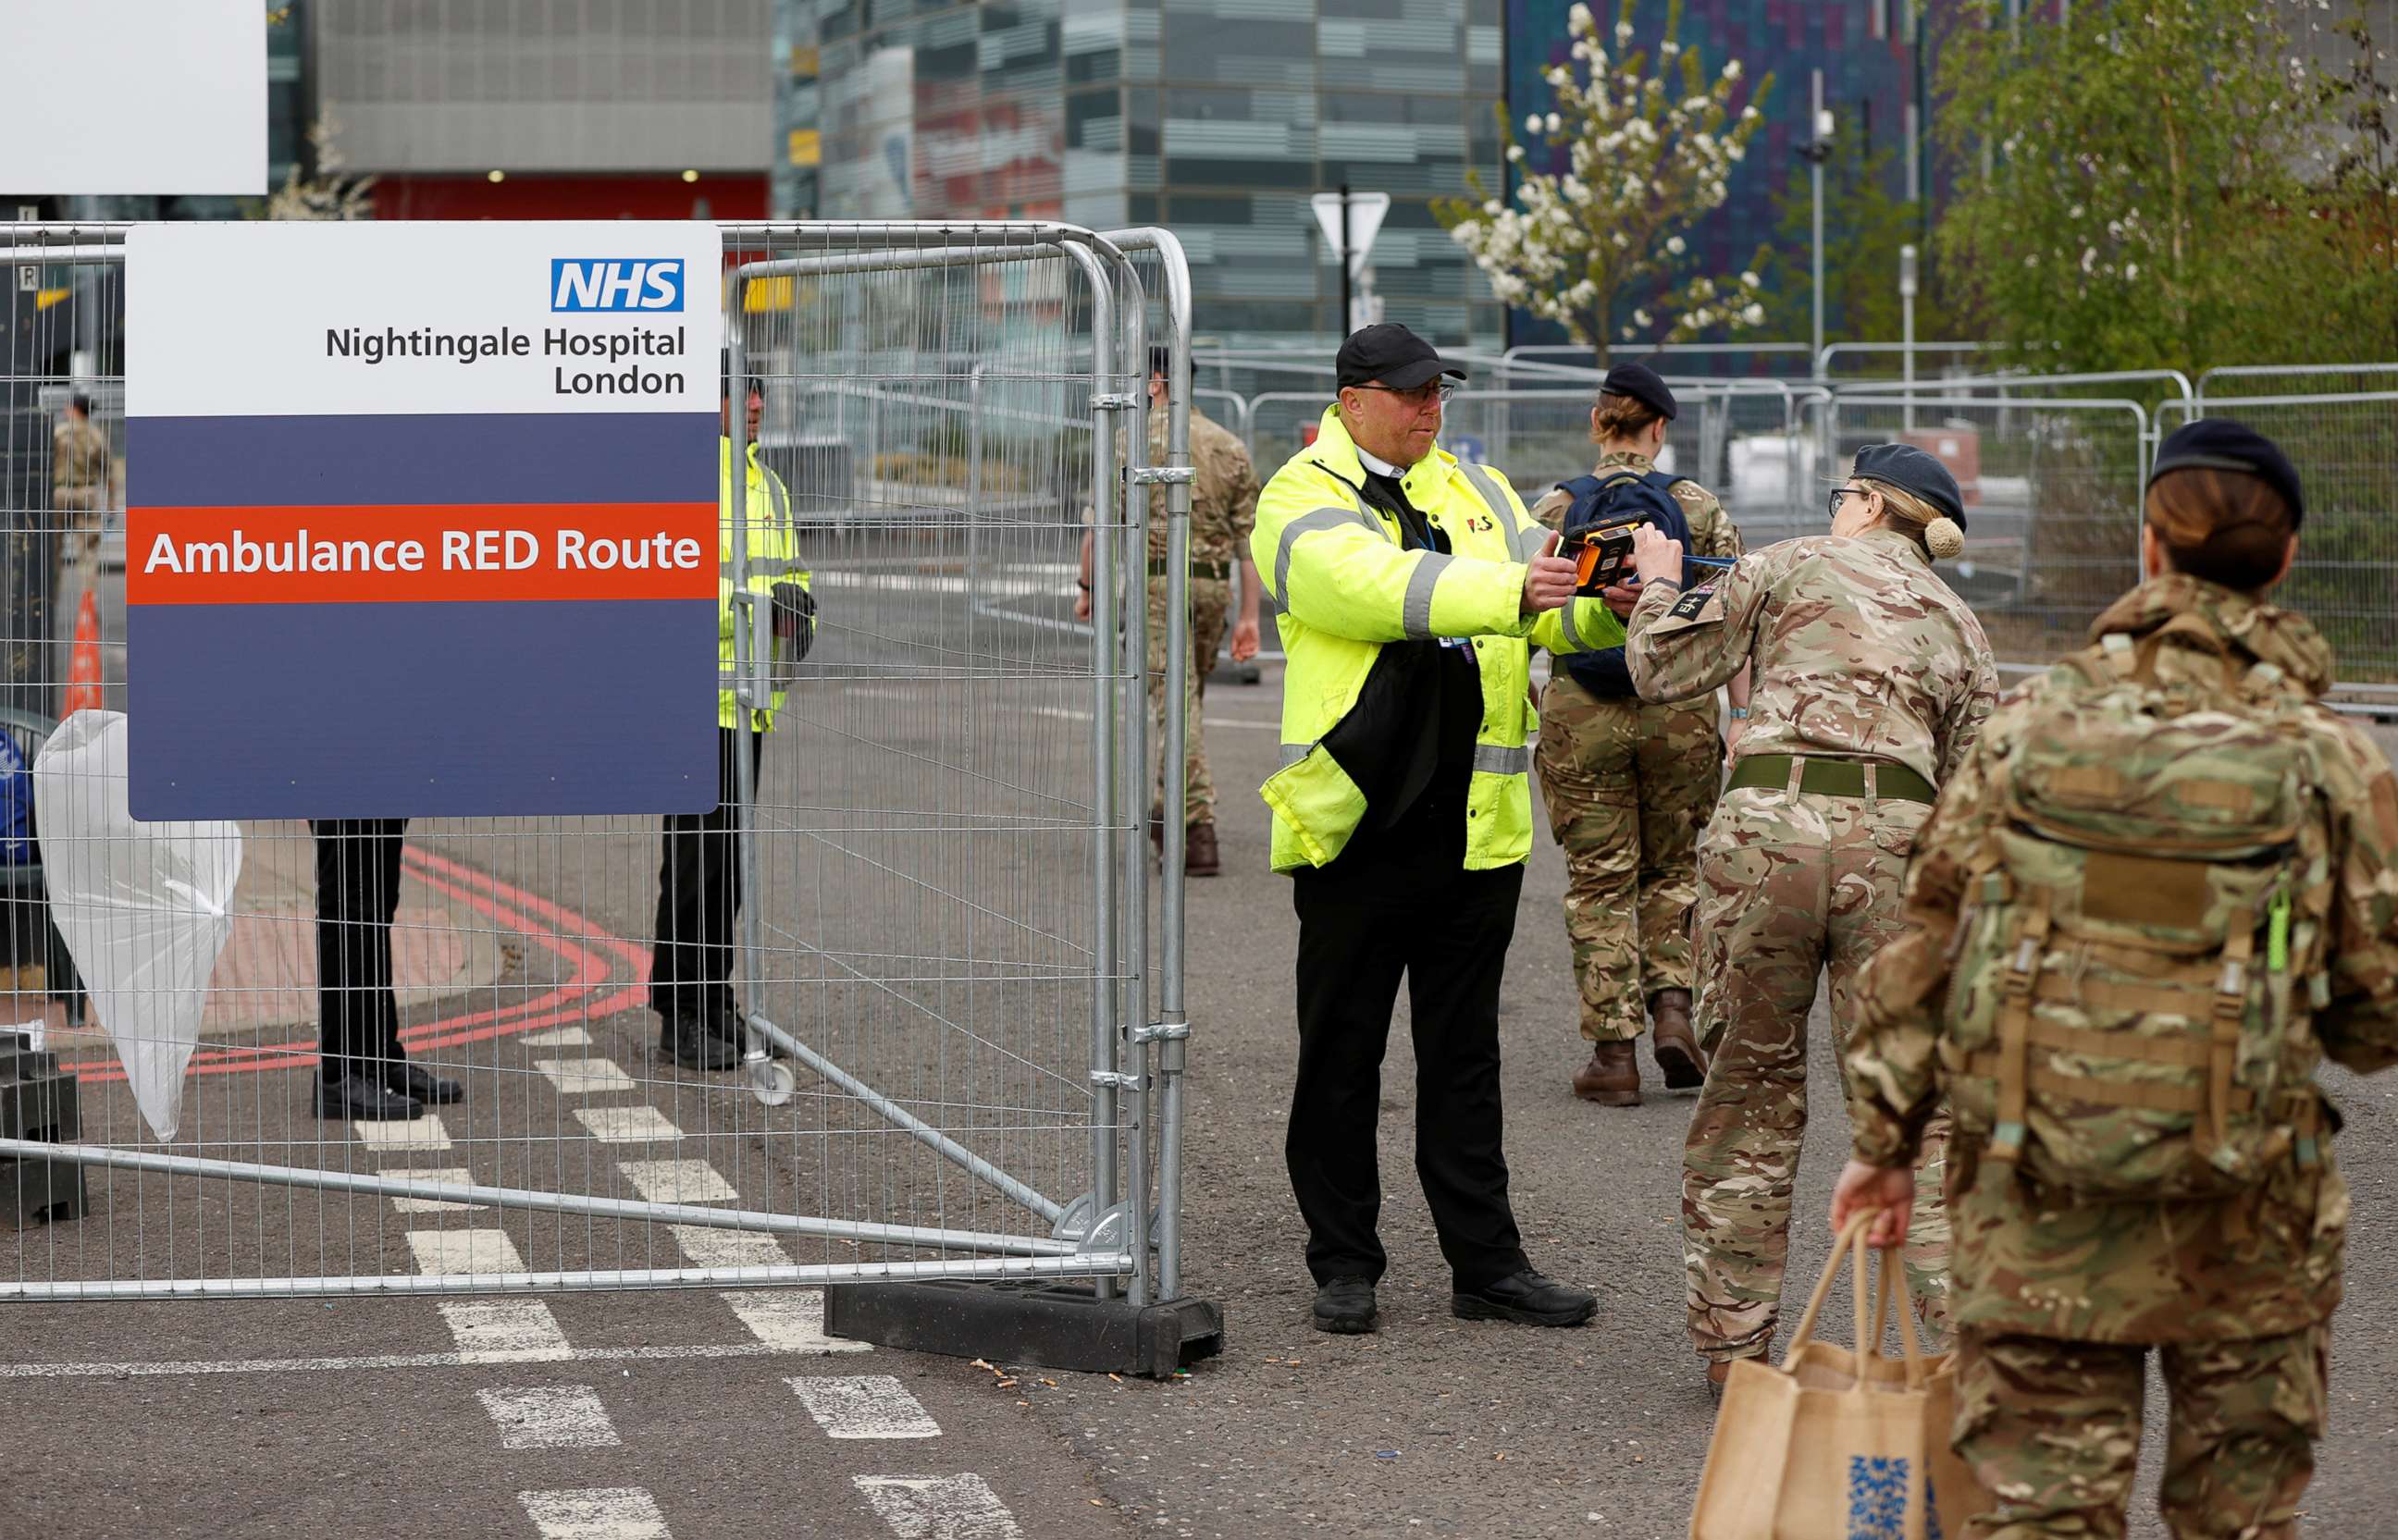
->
xmin=550 ymin=259 xmax=686 ymax=313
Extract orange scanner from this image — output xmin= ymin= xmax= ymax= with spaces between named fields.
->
xmin=1564 ymin=519 xmax=1640 ymax=595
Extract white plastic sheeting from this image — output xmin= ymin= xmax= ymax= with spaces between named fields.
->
xmin=32 ymin=711 xmax=241 ymax=1140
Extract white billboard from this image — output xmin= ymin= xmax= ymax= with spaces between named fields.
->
xmin=0 ymin=0 xmax=266 ymax=195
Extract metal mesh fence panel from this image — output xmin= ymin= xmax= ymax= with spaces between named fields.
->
xmin=0 ymin=220 xmax=1158 ymax=1301
xmin=1831 ymin=397 xmax=2147 ymax=669
xmin=2160 ymin=394 xmax=2398 ymax=684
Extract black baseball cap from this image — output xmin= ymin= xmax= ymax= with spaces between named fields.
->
xmin=2148 ymin=419 xmax=2305 ymax=526
xmin=1602 ymin=362 xmax=1677 ymax=422
xmin=1852 ymin=442 xmax=1968 ymax=531
xmin=1336 ymin=323 xmax=1466 ymax=391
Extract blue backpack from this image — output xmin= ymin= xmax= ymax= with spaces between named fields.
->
xmin=1555 ymin=468 xmax=1692 ymax=697
xmin=0 ymin=731 xmax=31 ymax=865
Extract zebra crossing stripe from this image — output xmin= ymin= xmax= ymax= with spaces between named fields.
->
xmin=518 ymin=1486 xmax=672 ymax=1540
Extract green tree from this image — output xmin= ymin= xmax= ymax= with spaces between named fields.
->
xmin=1761 ymin=140 xmax=1958 ymax=351
xmin=1432 ymin=0 xmax=1774 ymax=364
xmin=1935 ymin=0 xmax=2374 ymax=377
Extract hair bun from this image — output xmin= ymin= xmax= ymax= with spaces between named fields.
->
xmin=1924 ymin=516 xmax=1966 ymax=561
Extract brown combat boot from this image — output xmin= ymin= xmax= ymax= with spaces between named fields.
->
xmin=1185 ymin=820 xmax=1221 ymax=877
xmin=1650 ymin=989 xmax=1703 ymax=1090
xmin=1572 ymin=1041 xmax=1641 ymax=1106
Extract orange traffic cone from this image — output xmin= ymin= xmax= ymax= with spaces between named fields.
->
xmin=61 ymin=587 xmax=103 ymax=718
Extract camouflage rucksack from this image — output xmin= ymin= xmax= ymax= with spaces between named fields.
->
xmin=1941 ymin=613 xmax=2336 ymax=1198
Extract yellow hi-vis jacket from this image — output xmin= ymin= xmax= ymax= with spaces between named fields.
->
xmin=1251 ymin=406 xmax=1626 ymax=872
xmin=718 ymin=436 xmax=811 ymax=731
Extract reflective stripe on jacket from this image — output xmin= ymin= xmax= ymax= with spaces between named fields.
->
xmin=717 ymin=437 xmax=810 ymax=731
xmin=1250 ymin=406 xmax=1625 ymax=873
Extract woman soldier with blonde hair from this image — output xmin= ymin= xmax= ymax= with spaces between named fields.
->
xmin=1529 ymin=363 xmax=1749 ymax=1107
xmin=1622 ymin=444 xmax=1996 ymax=1389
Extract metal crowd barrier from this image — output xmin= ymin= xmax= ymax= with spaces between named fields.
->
xmin=0 ymin=219 xmax=1202 ymax=1310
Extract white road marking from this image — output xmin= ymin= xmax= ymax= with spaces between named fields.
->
xmin=519 ymin=1486 xmax=673 ymax=1540
xmin=616 ymin=1158 xmax=736 ymax=1205
xmin=478 ymin=1385 xmax=622 ymax=1449
xmin=0 ymin=1340 xmax=792 ymax=1379
xmin=388 ymin=1166 xmax=476 ymax=1212
xmin=439 ymin=1300 xmax=574 ymax=1363
xmin=1200 ymin=716 xmax=1275 ymax=731
xmin=668 ymin=1225 xmax=787 ymax=1270
xmin=853 ymin=1475 xmax=1023 ymax=1539
xmin=407 ymin=1227 xmax=529 ymax=1277
xmin=534 ymin=1056 xmax=637 ymax=1097
xmin=520 ymin=1025 xmax=595 ymax=1049
xmin=789 ymin=1374 xmax=940 ymax=1439
xmin=575 ymin=1105 xmax=684 ymax=1144
xmin=352 ymin=1113 xmax=452 ymax=1152
xmin=723 ymin=1290 xmax=871 ymax=1355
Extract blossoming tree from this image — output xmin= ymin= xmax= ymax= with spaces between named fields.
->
xmin=1432 ymin=0 xmax=1774 ymax=363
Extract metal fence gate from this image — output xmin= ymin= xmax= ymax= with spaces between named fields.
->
xmin=0 ymin=220 xmax=1199 ymax=1308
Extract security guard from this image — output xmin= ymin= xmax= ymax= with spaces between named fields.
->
xmin=1530 ymin=362 xmax=1748 ymax=1106
xmin=1836 ymin=422 xmax=2398 ymax=1539
xmin=650 ymin=363 xmax=813 ymax=1070
xmin=1255 ymin=323 xmax=1624 ymax=1336
xmin=1624 ymin=443 xmax=1996 ymax=1387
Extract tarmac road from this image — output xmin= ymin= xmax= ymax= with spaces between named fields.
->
xmin=6 ymin=548 xmax=2396 ymax=1539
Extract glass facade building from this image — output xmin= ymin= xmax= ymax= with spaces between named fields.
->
xmin=780 ymin=0 xmax=1512 ymax=349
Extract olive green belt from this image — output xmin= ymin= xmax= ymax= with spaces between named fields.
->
xmin=1725 ymin=753 xmax=1937 ymax=804
xmin=1148 ymin=559 xmax=1231 ymax=581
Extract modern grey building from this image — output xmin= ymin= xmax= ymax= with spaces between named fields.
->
xmin=780 ymin=0 xmax=1509 ymax=348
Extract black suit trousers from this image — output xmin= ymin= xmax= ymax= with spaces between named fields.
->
xmin=1286 ymin=832 xmax=1530 ymax=1291
xmin=649 ymin=727 xmax=764 ymax=1021
xmin=311 ymin=818 xmax=410 ymax=1079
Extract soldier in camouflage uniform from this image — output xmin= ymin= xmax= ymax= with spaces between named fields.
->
xmin=1530 ymin=364 xmax=1749 ymax=1106
xmin=1837 ymin=422 xmax=2398 ymax=1539
xmin=51 ymin=393 xmax=113 ymax=544
xmin=1077 ymin=351 xmax=1263 ymax=876
xmin=1624 ymin=443 xmax=1995 ymax=1387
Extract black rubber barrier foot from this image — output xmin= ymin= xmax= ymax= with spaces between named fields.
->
xmin=822 ymin=1280 xmax=1225 ymax=1380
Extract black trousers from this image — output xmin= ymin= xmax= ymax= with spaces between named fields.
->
xmin=311 ymin=818 xmax=410 ymax=1080
xmin=1286 ymin=821 xmax=1530 ymax=1291
xmin=650 ymin=727 xmax=764 ymax=1022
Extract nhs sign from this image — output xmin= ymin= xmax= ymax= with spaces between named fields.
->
xmin=550 ymin=258 xmax=686 ymax=312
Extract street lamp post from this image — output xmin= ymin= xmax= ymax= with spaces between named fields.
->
xmin=1899 ymin=242 xmax=1919 ymax=432
xmin=1798 ymin=72 xmax=1836 ymax=376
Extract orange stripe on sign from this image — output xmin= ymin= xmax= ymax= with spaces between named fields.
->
xmin=126 ymin=503 xmax=719 ymax=606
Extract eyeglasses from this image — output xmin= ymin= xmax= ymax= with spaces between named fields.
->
xmin=1353 ymin=380 xmax=1460 ymax=407
xmin=1827 ymin=484 xmax=1870 ymax=519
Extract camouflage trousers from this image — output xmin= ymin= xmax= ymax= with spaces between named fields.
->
xmin=1532 ymin=674 xmax=1720 ymax=1041
xmin=1146 ymin=574 xmax=1230 ymax=828
xmin=1683 ymin=784 xmax=1951 ymax=1361
xmin=1954 ymin=1325 xmax=2326 ymax=1539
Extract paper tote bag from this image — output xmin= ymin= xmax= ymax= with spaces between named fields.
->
xmin=1688 ymin=1212 xmax=1984 ymax=1540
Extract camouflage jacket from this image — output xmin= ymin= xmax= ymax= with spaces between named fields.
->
xmin=1142 ymin=403 xmax=1261 ymax=570
xmin=1847 ymin=575 xmax=2398 ymax=1342
xmin=1623 ymin=526 xmax=1996 ymax=787
xmin=51 ymin=417 xmax=110 ymax=492
xmin=1528 ymin=450 xmax=1743 ymax=560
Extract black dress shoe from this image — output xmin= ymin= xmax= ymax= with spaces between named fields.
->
xmin=383 ymin=1061 xmax=464 ymax=1105
xmin=660 ymin=1014 xmax=741 ymax=1071
xmin=316 ymin=1072 xmax=424 ymax=1122
xmin=1312 ymin=1276 xmax=1378 ymax=1335
xmin=1452 ymin=1268 xmax=1597 ymax=1327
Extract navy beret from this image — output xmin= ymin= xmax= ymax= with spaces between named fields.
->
xmin=2148 ymin=419 xmax=2305 ymax=527
xmin=1601 ymin=362 xmax=1677 ymax=422
xmin=1852 ymin=442 xmax=1967 ymax=532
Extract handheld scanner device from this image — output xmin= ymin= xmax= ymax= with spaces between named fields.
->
xmin=1563 ymin=511 xmax=1644 ymax=595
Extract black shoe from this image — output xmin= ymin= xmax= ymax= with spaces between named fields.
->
xmin=1312 ymin=1276 xmax=1378 ymax=1335
xmin=316 ymin=1072 xmax=424 ymax=1122
xmin=660 ymin=1014 xmax=741 ymax=1072
xmin=383 ymin=1060 xmax=464 ymax=1105
xmin=1452 ymin=1269 xmax=1597 ymax=1328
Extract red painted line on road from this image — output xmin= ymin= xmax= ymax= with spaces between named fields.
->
xmin=58 ymin=845 xmax=652 ymax=1083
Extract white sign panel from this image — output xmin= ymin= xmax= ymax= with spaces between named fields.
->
xmin=1310 ymin=191 xmax=1391 ymax=279
xmin=0 ymin=0 xmax=266 ymax=195
xmin=128 ymin=222 xmax=723 ymax=418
